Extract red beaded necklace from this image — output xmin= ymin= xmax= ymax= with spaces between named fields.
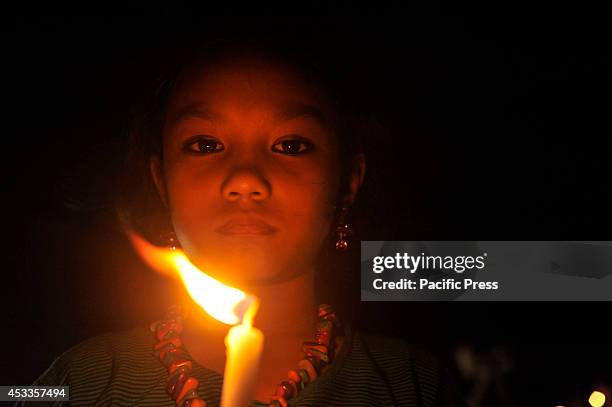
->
xmin=150 ymin=304 xmax=343 ymax=407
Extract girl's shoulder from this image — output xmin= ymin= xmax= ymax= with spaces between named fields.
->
xmin=36 ymin=325 xmax=157 ymax=381
xmin=22 ymin=325 xmax=174 ymax=406
xmin=333 ymin=330 xmax=468 ymax=407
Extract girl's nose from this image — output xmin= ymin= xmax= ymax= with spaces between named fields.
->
xmin=221 ymin=169 xmax=271 ymax=204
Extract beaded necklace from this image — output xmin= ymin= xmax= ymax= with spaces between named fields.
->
xmin=150 ymin=304 xmax=343 ymax=407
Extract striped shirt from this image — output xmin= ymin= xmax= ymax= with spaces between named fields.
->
xmin=18 ymin=323 xmax=466 ymax=406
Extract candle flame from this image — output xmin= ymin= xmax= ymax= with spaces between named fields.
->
xmin=127 ymin=230 xmax=256 ymax=326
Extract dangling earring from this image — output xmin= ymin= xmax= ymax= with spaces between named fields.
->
xmin=161 ymin=230 xmax=179 ymax=251
xmin=335 ymin=206 xmax=353 ymax=251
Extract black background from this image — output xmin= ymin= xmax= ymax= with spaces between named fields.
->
xmin=4 ymin=5 xmax=612 ymax=406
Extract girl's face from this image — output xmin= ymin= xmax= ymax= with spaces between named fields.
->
xmin=151 ymin=55 xmax=364 ymax=287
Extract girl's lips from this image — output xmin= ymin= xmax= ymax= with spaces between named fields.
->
xmin=216 ymin=217 xmax=278 ymax=236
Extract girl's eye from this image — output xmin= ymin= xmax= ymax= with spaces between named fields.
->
xmin=272 ymin=137 xmax=314 ymax=155
xmin=183 ymin=136 xmax=225 ymax=154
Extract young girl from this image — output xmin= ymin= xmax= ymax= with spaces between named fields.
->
xmin=23 ymin=35 xmax=466 ymax=407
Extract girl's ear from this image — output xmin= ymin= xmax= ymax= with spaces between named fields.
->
xmin=343 ymin=153 xmax=366 ymax=207
xmin=150 ymin=155 xmax=169 ymax=208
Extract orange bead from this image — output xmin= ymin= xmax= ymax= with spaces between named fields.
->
xmin=275 ymin=384 xmax=288 ymax=398
xmin=302 ymin=342 xmax=328 ymax=354
xmin=275 ymin=380 xmax=297 ymax=399
xmin=287 ymin=369 xmax=301 ymax=383
xmin=302 ymin=343 xmax=329 ymax=363
xmin=156 ymin=322 xmax=183 ymax=341
xmin=315 ymin=330 xmax=331 ymax=347
xmin=286 ymin=380 xmax=298 ymax=398
xmin=318 ymin=304 xmax=333 ymax=317
xmin=167 ymin=364 xmax=190 ymax=381
xmin=161 ymin=347 xmax=189 ymax=366
xmin=177 ymin=388 xmax=199 ymax=406
xmin=297 ymin=359 xmax=317 ymax=381
xmin=169 ymin=359 xmax=192 ymax=375
xmin=167 ymin=371 xmax=188 ymax=397
xmin=168 ymin=372 xmax=189 ymax=400
xmin=176 ymin=377 xmax=199 ymax=405
xmin=154 ymin=336 xmax=182 ymax=350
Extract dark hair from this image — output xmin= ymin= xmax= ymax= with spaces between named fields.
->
xmin=116 ymin=32 xmax=380 ymax=322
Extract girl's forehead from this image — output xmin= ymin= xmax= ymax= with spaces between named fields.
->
xmin=168 ymin=56 xmax=333 ymax=114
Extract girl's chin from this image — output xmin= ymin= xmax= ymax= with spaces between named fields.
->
xmin=190 ymin=258 xmax=286 ymax=287
xmin=183 ymin=242 xmax=299 ymax=286
xmin=208 ymin=270 xmax=291 ymax=289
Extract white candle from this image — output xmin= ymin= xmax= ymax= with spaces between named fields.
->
xmin=220 ymin=300 xmax=264 ymax=407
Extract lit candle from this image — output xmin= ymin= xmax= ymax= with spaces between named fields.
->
xmin=127 ymin=231 xmax=265 ymax=407
xmin=221 ymin=299 xmax=264 ymax=407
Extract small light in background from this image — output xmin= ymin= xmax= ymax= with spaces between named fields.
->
xmin=589 ymin=390 xmax=606 ymax=407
